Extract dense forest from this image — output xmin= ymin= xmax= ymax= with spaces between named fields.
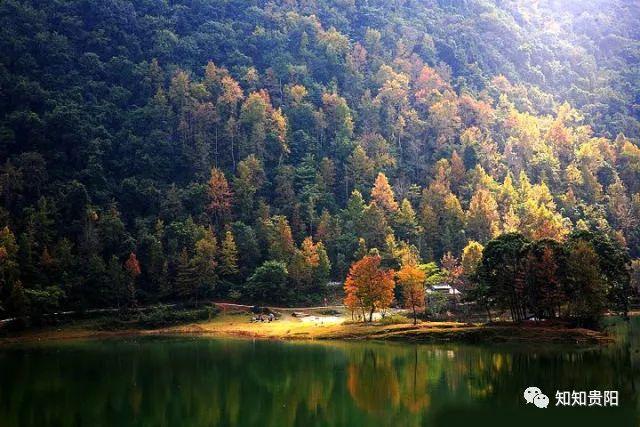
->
xmin=1 ymin=0 xmax=640 ymax=320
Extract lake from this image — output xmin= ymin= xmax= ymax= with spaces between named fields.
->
xmin=0 ymin=319 xmax=638 ymax=427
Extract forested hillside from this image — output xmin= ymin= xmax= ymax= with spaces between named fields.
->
xmin=1 ymin=0 xmax=640 ymax=316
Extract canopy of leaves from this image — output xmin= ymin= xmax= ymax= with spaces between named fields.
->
xmin=0 ymin=0 xmax=638 ymax=316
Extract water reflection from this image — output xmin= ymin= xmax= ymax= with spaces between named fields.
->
xmin=0 ymin=319 xmax=638 ymax=427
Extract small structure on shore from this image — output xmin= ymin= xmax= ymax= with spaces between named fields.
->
xmin=428 ymin=284 xmax=462 ymax=296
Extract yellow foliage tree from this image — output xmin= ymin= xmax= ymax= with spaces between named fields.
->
xmin=461 ymin=241 xmax=484 ymax=277
xmin=397 ymin=264 xmax=426 ymax=324
xmin=466 ymin=188 xmax=500 ymax=242
xmin=371 ymin=172 xmax=399 ymax=213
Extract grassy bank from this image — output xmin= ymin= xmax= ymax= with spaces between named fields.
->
xmin=0 ymin=306 xmax=612 ymax=346
xmin=162 ymin=314 xmax=610 ymax=345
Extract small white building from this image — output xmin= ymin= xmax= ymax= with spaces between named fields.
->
xmin=428 ymin=284 xmax=462 ymax=296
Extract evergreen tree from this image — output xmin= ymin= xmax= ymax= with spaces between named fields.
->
xmin=233 ymin=155 xmax=265 ymax=222
xmin=565 ymin=240 xmax=606 ymax=326
xmin=231 ymin=222 xmax=261 ymax=280
xmin=207 ymin=168 xmax=233 ymax=228
xmin=359 ymin=202 xmax=389 ymax=251
xmin=245 ymin=261 xmax=289 ymax=305
xmin=107 ymin=256 xmax=126 ymax=309
xmin=193 ymin=229 xmax=218 ymax=304
xmin=266 ymin=216 xmax=296 ymax=262
xmin=219 ymin=230 xmax=239 ymax=278
xmin=0 ymin=226 xmax=19 ymax=307
xmin=175 ymin=248 xmax=198 ymax=302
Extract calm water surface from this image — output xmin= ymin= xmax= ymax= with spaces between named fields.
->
xmin=0 ymin=319 xmax=638 ymax=427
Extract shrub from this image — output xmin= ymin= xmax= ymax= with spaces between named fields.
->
xmin=98 ymin=305 xmax=219 ymax=329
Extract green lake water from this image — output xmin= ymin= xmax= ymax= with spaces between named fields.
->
xmin=0 ymin=319 xmax=638 ymax=427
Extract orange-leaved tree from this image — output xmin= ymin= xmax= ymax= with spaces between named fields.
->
xmin=207 ymin=167 xmax=233 ymax=228
xmin=397 ymin=263 xmax=426 ymax=324
xmin=124 ymin=252 xmax=141 ymax=307
xmin=344 ymin=254 xmax=395 ymax=322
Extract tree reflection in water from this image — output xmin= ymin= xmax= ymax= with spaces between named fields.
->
xmin=0 ymin=319 xmax=637 ymax=427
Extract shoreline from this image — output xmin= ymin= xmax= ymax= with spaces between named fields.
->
xmin=161 ymin=320 xmax=614 ymax=345
xmin=0 ymin=313 xmax=614 ymax=346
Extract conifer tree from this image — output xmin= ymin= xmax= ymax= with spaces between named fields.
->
xmin=233 ymin=155 xmax=265 ymax=222
xmin=315 ymin=209 xmax=333 ymax=243
xmin=175 ymin=248 xmax=198 ymax=302
xmin=219 ymin=230 xmax=239 ymax=278
xmin=394 ymin=199 xmax=421 ymax=245
xmin=347 ymin=146 xmax=375 ymax=194
xmin=193 ymin=229 xmax=218 ymax=302
xmin=239 ymin=91 xmax=269 ymax=159
xmin=266 ymin=216 xmax=296 ymax=262
xmin=371 ymin=172 xmax=399 ymax=213
xmin=467 ymin=188 xmax=500 ymax=243
xmin=315 ymin=242 xmax=331 ymax=287
xmin=207 ymin=167 xmax=232 ymax=228
xmin=359 ymin=202 xmax=389 ymax=251
xmin=0 ymin=226 xmax=19 ymax=301
xmin=107 ymin=255 xmax=126 ymax=309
